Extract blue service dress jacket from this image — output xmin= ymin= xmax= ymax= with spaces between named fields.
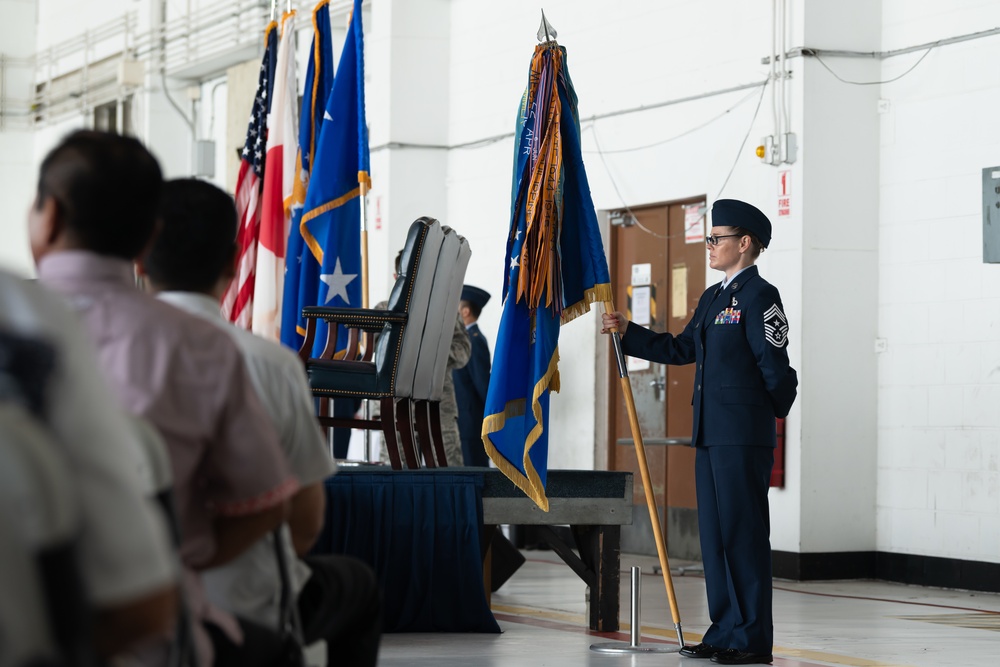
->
xmin=453 ymin=323 xmax=491 ymax=466
xmin=620 ymin=265 xmax=797 ymax=447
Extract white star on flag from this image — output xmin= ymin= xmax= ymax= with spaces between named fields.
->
xmin=320 ymin=257 xmax=358 ymax=304
xmin=510 ymin=255 xmax=519 ymax=270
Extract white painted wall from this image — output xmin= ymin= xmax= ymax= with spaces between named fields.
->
xmin=0 ymin=0 xmax=38 ymax=276
xmin=6 ymin=0 xmax=1000 ymax=565
xmin=374 ymin=0 xmax=450 ymax=307
xmin=876 ymin=1 xmax=1000 ymax=562
xmin=794 ymin=0 xmax=882 ymax=555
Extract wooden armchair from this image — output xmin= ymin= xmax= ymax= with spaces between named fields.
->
xmin=299 ymin=217 xmax=445 ymax=469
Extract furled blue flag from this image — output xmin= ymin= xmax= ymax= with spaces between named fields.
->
xmin=280 ymin=0 xmax=335 ymax=351
xmin=281 ymin=0 xmax=369 ymax=356
xmin=483 ymin=44 xmax=612 ymax=511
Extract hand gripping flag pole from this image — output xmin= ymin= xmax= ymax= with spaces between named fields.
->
xmin=603 ymin=299 xmax=685 ymax=648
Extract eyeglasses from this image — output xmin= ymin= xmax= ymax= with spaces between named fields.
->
xmin=705 ymin=234 xmax=742 ymax=246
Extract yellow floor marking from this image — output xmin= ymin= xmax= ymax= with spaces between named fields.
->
xmin=491 ymin=603 xmax=915 ymax=667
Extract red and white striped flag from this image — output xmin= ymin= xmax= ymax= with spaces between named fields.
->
xmin=220 ymin=23 xmax=278 ymax=328
xmin=252 ymin=11 xmax=298 ymax=341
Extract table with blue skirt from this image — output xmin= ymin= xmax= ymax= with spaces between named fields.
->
xmin=311 ymin=466 xmax=633 ymax=633
xmin=312 ymin=467 xmax=500 ymax=633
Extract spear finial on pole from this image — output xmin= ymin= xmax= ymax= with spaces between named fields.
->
xmin=537 ymin=9 xmax=557 ymax=43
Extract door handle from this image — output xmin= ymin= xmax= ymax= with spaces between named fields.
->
xmin=651 ymin=364 xmax=666 ymax=402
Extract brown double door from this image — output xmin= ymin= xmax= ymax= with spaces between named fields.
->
xmin=608 ymin=199 xmax=706 ymax=559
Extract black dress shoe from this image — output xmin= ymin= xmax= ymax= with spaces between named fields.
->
xmin=710 ymin=649 xmax=773 ymax=665
xmin=679 ymin=642 xmax=720 ymax=659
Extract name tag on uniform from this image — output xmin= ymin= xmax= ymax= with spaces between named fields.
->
xmin=714 ymin=308 xmax=741 ymax=325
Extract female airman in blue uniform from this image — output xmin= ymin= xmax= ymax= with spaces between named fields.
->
xmin=602 ymin=199 xmax=797 ymax=666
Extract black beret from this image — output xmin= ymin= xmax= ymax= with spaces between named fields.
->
xmin=712 ymin=199 xmax=772 ymax=248
xmin=461 ymin=285 xmax=491 ymax=309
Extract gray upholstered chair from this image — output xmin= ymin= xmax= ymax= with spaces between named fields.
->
xmin=411 ymin=227 xmax=472 ymax=466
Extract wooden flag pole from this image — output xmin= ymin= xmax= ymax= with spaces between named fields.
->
xmin=359 ymin=180 xmax=372 ymax=460
xmin=603 ymin=300 xmax=685 ymax=647
xmin=360 ymin=180 xmax=369 ymax=309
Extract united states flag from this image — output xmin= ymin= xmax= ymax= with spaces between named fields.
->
xmin=253 ymin=11 xmax=297 ymax=342
xmin=221 ymin=25 xmax=278 ymax=328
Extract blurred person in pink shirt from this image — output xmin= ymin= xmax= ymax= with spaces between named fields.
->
xmin=31 ymin=130 xmax=297 ymax=667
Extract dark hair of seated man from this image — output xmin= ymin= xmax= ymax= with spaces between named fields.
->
xmin=30 ymin=130 xmax=162 ymax=261
xmin=143 ymin=178 xmax=238 ymax=292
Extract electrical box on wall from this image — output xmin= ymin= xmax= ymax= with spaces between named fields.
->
xmin=194 ymin=140 xmax=216 ymax=178
xmin=757 ymin=133 xmax=797 ymax=165
xmin=983 ymin=167 xmax=1000 ymax=263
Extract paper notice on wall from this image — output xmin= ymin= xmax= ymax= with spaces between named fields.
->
xmin=684 ymin=203 xmax=706 ymax=243
xmin=631 ymin=263 xmax=651 ymax=286
xmin=627 ymin=356 xmax=650 ymax=372
xmin=671 ymin=265 xmax=688 ymax=319
xmin=631 ymin=285 xmax=651 ymax=326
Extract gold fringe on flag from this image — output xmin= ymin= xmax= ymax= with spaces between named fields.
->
xmin=561 ymin=282 xmax=614 ymax=325
xmin=481 ymin=348 xmax=561 ymax=512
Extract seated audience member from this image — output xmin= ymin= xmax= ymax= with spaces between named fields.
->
xmin=0 ymin=272 xmax=178 ymax=661
xmin=142 ymin=178 xmax=382 ymax=666
xmin=31 ymin=130 xmax=296 ymax=667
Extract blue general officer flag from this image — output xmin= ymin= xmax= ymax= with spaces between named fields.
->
xmin=483 ymin=43 xmax=611 ymax=511
xmin=281 ymin=0 xmax=335 ymax=351
xmin=282 ymin=0 xmax=370 ymax=356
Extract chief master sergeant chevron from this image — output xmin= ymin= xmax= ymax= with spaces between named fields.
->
xmin=602 ymin=198 xmax=797 ymax=666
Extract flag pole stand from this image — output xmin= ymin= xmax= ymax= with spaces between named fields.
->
xmin=603 ymin=301 xmax=685 ymax=648
xmin=591 ymin=566 xmax=676 ymax=654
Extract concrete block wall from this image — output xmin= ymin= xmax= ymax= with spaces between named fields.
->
xmin=877 ymin=1 xmax=1000 ymax=562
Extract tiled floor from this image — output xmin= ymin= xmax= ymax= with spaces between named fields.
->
xmin=377 ymin=550 xmax=1000 ymax=666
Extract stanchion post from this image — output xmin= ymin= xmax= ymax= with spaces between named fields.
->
xmin=602 ymin=301 xmax=685 ymax=647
